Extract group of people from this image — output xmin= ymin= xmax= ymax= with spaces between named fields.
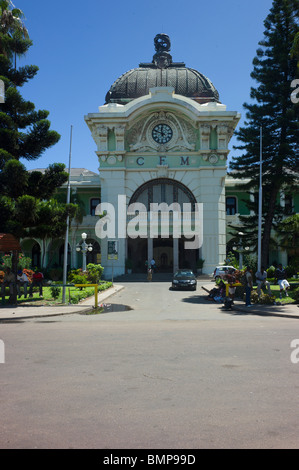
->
xmin=229 ymin=264 xmax=290 ymax=307
xmin=1 ymin=267 xmax=44 ymax=302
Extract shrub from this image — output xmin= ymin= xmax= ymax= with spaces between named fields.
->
xmin=23 ymin=268 xmax=34 ymax=283
xmin=1 ymin=253 xmax=32 ymax=270
xmin=86 ymin=263 xmax=104 ymax=283
xmin=98 ymin=281 xmax=112 ymax=291
xmin=68 ymin=268 xmax=88 ymax=285
xmin=267 ymin=266 xmax=276 ymax=278
xmin=69 ymin=287 xmax=94 ymax=304
xmin=293 ymin=288 xmax=299 ymax=304
xmin=250 ymin=291 xmax=259 ymax=304
xmin=258 ymin=293 xmax=276 ymax=305
xmin=50 ymin=285 xmax=60 ymax=300
xmin=285 ymin=265 xmax=296 ymax=278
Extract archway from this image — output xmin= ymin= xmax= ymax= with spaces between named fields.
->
xmin=86 ymin=239 xmax=101 ymax=265
xmin=127 ymin=178 xmax=199 ymax=273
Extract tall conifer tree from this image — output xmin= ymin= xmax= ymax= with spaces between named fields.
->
xmin=0 ymin=2 xmax=77 ymax=256
xmin=229 ymin=0 xmax=299 ymax=266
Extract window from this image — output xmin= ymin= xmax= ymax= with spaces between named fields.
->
xmin=226 ymin=197 xmax=237 ymax=215
xmin=90 ymin=198 xmax=100 ymax=216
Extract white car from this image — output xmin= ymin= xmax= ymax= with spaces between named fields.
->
xmin=213 ymin=266 xmax=236 ymax=280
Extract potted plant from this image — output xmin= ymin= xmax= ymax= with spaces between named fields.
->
xmin=125 ymin=258 xmax=133 ymax=274
xmin=196 ymin=258 xmax=205 ymax=275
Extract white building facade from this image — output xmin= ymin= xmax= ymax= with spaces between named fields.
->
xmin=85 ymin=34 xmax=240 ymax=277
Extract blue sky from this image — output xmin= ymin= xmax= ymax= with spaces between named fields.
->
xmin=15 ymin=0 xmax=274 ymax=173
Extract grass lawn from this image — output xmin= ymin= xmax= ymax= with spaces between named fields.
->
xmin=253 ymin=284 xmax=297 ymax=304
xmin=1 ymin=282 xmax=113 ymax=306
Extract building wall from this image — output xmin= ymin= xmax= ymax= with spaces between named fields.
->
xmin=85 ymin=87 xmax=240 ymax=278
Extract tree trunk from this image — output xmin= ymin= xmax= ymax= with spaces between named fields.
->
xmin=261 ymin=184 xmax=279 ymax=267
xmin=11 ymin=250 xmax=18 ymax=306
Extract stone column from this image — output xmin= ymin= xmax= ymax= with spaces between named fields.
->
xmin=147 ymin=237 xmax=153 ymax=263
xmin=173 ymin=237 xmax=179 ymax=273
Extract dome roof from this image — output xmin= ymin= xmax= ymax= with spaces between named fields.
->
xmin=105 ymin=34 xmax=220 ymax=105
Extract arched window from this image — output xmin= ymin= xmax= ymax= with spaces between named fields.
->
xmin=32 ymin=243 xmax=41 ymax=267
xmin=129 ymin=178 xmax=197 ymax=210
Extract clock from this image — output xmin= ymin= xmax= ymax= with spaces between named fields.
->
xmin=152 ymin=124 xmax=173 ymax=144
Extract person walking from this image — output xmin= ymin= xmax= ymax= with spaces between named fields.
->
xmin=275 ymin=264 xmax=290 ymax=299
xmin=244 ymin=266 xmax=253 ymax=307
xmin=255 ymin=266 xmax=271 ymax=298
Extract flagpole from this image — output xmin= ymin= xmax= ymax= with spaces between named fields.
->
xmin=257 ymin=126 xmax=262 ymax=271
xmin=62 ymin=125 xmax=73 ymax=303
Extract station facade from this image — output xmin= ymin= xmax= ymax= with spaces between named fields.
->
xmin=84 ymin=34 xmax=240 ymax=277
xmin=18 ymin=35 xmax=298 ymax=277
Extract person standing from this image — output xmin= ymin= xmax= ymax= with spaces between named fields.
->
xmin=1 ymin=267 xmax=15 ymax=300
xmin=29 ymin=269 xmax=44 ymax=297
xmin=275 ymin=264 xmax=290 ymax=298
xmin=17 ymin=269 xmax=29 ymax=298
xmin=150 ymin=258 xmax=156 ymax=272
xmin=226 ymin=268 xmax=236 ymax=304
xmin=255 ymin=266 xmax=271 ymax=298
xmin=245 ymin=266 xmax=253 ymax=307
xmin=147 ymin=267 xmax=153 ymax=281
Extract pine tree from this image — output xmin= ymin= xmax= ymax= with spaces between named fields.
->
xmin=229 ymin=0 xmax=299 ymax=267
xmin=0 ymin=1 xmax=78 ymax=293
xmin=0 ymin=2 xmax=76 ymax=243
xmin=0 ymin=1 xmax=60 ymax=169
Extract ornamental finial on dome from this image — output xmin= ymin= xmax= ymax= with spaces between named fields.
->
xmin=153 ymin=33 xmax=172 ymax=69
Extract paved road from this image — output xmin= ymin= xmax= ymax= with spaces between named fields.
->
xmin=1 ymin=276 xmax=299 ymax=449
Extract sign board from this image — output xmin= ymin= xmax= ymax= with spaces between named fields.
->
xmin=107 ymin=240 xmax=118 ymax=260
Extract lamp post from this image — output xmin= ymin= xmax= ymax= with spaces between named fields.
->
xmin=76 ymin=232 xmax=93 ymax=271
xmin=232 ymin=232 xmax=250 ymax=270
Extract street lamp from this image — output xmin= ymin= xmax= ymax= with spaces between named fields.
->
xmin=76 ymin=232 xmax=93 ymax=271
xmin=232 ymin=232 xmax=250 ymax=270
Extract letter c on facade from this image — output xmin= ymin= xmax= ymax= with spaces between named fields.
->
xmin=137 ymin=157 xmax=144 ymax=166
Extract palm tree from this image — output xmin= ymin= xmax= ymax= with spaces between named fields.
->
xmin=0 ymin=0 xmax=31 ymax=65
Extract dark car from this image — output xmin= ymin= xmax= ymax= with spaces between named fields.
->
xmin=171 ymin=269 xmax=197 ymax=291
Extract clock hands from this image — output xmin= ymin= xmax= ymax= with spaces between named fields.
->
xmin=152 ymin=124 xmax=173 ymax=143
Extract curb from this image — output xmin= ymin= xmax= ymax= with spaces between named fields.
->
xmin=0 ymin=284 xmax=124 ymax=321
xmin=227 ymin=302 xmax=299 ymax=319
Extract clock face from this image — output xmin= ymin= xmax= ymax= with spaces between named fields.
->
xmin=152 ymin=124 xmax=173 ymax=144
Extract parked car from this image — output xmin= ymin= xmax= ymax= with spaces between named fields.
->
xmin=171 ymin=269 xmax=197 ymax=291
xmin=213 ymin=266 xmax=236 ymax=280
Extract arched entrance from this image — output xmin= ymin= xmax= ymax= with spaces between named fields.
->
xmin=127 ymin=178 xmax=199 ymax=273
xmin=86 ymin=239 xmax=101 ymax=265
xmin=20 ymin=239 xmax=41 ymax=267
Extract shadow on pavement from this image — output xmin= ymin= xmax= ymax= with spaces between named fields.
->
xmin=80 ymin=304 xmax=133 ymax=315
xmin=182 ymin=291 xmax=299 ymax=319
xmin=181 ymin=294 xmax=213 ymax=304
xmin=114 ymin=273 xmax=173 ymax=283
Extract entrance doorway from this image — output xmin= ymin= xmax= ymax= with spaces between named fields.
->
xmin=153 ymin=237 xmax=173 ymax=273
xmin=127 ymin=178 xmax=199 ymax=273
